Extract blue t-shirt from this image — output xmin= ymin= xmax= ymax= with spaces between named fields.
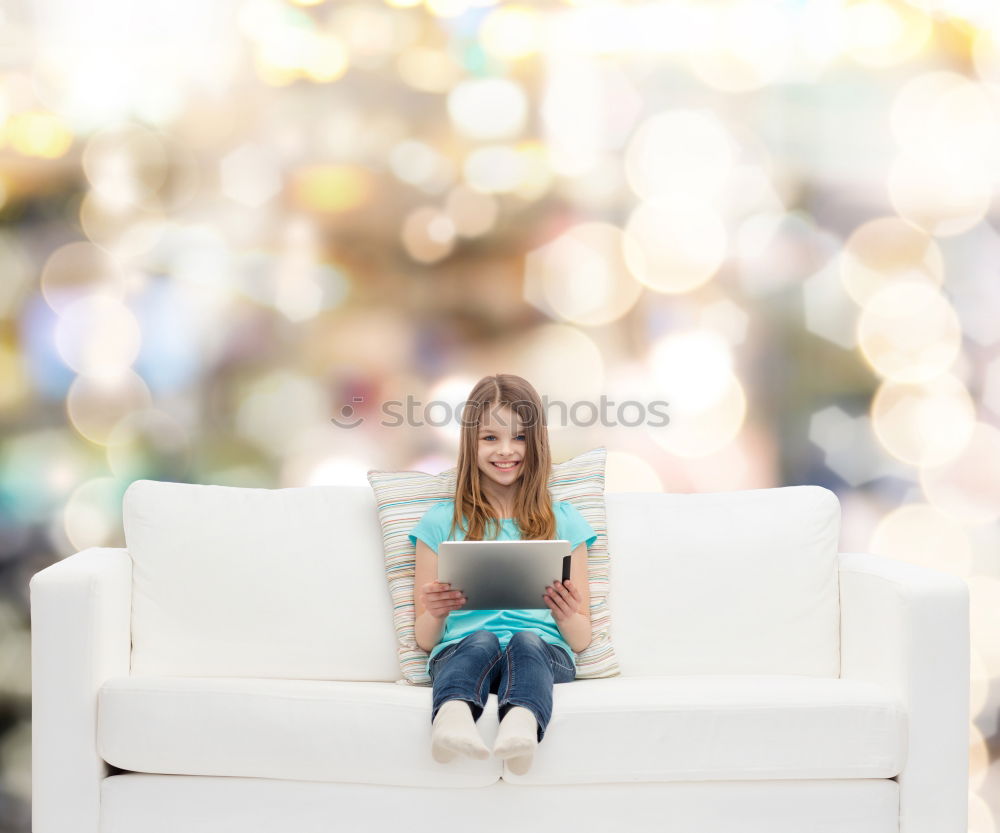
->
xmin=408 ymin=499 xmax=598 ymax=676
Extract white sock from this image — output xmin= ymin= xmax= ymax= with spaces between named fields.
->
xmin=492 ymin=706 xmax=538 ymax=774
xmin=431 ymin=700 xmax=489 ymax=763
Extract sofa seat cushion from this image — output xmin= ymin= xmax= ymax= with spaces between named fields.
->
xmin=505 ymin=676 xmax=906 ymax=784
xmin=98 ymin=675 xmax=905 ymax=786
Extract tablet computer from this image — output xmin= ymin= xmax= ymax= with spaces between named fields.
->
xmin=437 ymin=539 xmax=572 ymax=610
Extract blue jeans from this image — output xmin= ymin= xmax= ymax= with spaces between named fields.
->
xmin=429 ymin=630 xmax=576 ymax=743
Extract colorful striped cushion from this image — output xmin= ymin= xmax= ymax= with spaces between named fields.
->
xmin=367 ymin=446 xmax=621 ymax=686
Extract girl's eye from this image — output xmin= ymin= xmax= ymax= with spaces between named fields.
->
xmin=482 ymin=435 xmax=526 ymax=441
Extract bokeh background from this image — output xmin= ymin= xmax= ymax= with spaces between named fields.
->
xmin=2 ymin=0 xmax=1000 ymax=829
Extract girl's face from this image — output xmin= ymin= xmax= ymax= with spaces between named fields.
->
xmin=476 ymin=404 xmax=526 ymax=494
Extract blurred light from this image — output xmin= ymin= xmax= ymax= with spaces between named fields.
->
xmin=429 ymin=374 xmax=482 ymax=445
xmin=82 ymin=123 xmax=169 ymax=207
xmin=688 ymin=0 xmax=791 ymax=92
xmin=301 ymin=33 xmax=350 ymax=82
xmin=739 ymin=211 xmax=839 ymax=298
xmin=401 ymin=205 xmax=456 ymax=263
xmin=0 ymin=429 xmax=93 ymax=523
xmin=624 ymin=109 xmax=735 ymax=202
xmin=891 ymin=71 xmax=1000 ymax=173
xmin=66 ymin=369 xmax=153 ymax=445
xmin=887 ymin=152 xmax=993 ymax=238
xmin=971 ymin=646 xmax=989 ymax=720
xmin=220 ymin=143 xmax=283 ymax=207
xmin=54 ymin=293 xmax=142 ymax=381
xmin=888 ymin=71 xmax=1000 ymax=236
xmin=623 ymin=198 xmax=727 ymax=294
xmin=540 ymin=56 xmax=643 ymax=177
xmin=920 ymin=421 xmax=1000 ymax=525
xmin=272 ymin=217 xmax=349 ymax=321
xmin=968 ymin=784 xmax=994 ymax=832
xmin=291 ymin=164 xmax=371 ymax=212
xmin=967 ymin=575 xmax=1000 ymax=676
xmin=869 ymin=501 xmax=973 ymax=577
xmin=870 ymin=374 xmax=976 ymax=467
xmin=461 ymin=144 xmax=533 ymax=194
xmin=856 ymin=282 xmax=961 ymax=383
xmin=447 ymin=78 xmax=527 ymax=141
xmin=106 ymin=408 xmax=192 ymax=480
xmin=5 ymin=110 xmax=73 ymax=158
xmin=559 ymin=153 xmax=627 ymax=209
xmin=698 ymin=297 xmax=749 ymax=346
xmin=842 ymin=0 xmax=932 ymax=68
xmin=302 ymin=455 xmax=374 ymax=486
xmin=479 ymin=4 xmax=544 ymax=60
xmin=721 ymin=163 xmax=787 ymax=225
xmin=79 ymin=190 xmax=166 ymax=257
xmin=523 ymin=221 xmax=642 ymax=326
xmin=983 ymin=355 xmax=1000 ymax=417
xmin=0 ymin=340 xmax=28 ymax=414
xmin=235 ymin=369 xmax=327 ymax=458
xmin=444 ymin=183 xmax=498 ymax=237
xmin=396 ymin=46 xmax=463 ymax=93
xmin=328 ymin=1 xmax=419 ymax=69
xmin=0 ymin=606 xmax=30 ymax=698
xmin=389 ymin=139 xmax=456 ymax=194
xmin=605 ymin=450 xmax=662 ymax=492
xmin=809 ymin=406 xmax=911 ymax=486
xmin=972 ymin=25 xmax=1000 ymax=84
xmin=425 ymin=0 xmax=473 ymax=19
xmin=62 ymin=476 xmax=122 ymax=550
xmin=648 ymin=373 xmax=746 ymax=459
xmin=839 ymin=216 xmax=943 ymax=305
xmin=0 ymin=719 xmax=30 ymax=800
xmin=969 ymin=723 xmax=989 ymax=793
xmin=649 ymin=329 xmax=734 ymax=413
xmin=40 ymin=242 xmax=126 ymax=314
xmin=506 ymin=323 xmax=605 ymax=410
xmin=246 ymin=6 xmax=349 ymax=84
xmin=802 ymin=259 xmax=859 ymax=350
xmin=302 ymin=308 xmax=414 ymax=377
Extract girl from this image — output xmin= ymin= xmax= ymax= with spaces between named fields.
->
xmin=408 ymin=373 xmax=597 ymax=775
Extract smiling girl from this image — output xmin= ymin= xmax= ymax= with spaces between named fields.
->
xmin=408 ymin=374 xmax=597 ymax=774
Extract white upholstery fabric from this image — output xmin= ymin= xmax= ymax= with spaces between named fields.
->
xmin=100 ymin=774 xmax=900 ymax=833
xmin=97 ymin=673 xmax=905 ymax=786
xmin=29 ymin=484 xmax=970 ymax=833
xmin=839 ymin=552 xmax=970 ymax=833
xmin=29 ymin=547 xmax=132 ymax=833
xmin=123 ymin=481 xmax=400 ymax=680
xmin=605 ymin=487 xmax=841 ymax=676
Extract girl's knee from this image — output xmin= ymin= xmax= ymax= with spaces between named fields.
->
xmin=508 ymin=631 xmax=545 ymax=648
xmin=468 ymin=630 xmax=500 ymax=647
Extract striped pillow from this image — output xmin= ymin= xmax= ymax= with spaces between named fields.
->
xmin=367 ymin=446 xmax=620 ymax=686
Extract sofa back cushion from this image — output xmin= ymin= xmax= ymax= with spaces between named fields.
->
xmin=605 ymin=485 xmax=841 ymax=677
xmin=123 ymin=480 xmax=401 ymax=680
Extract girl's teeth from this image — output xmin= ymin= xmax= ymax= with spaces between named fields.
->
xmin=494 ymin=462 xmax=518 ymax=469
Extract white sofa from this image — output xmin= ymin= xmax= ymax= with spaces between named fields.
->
xmin=30 ymin=480 xmax=970 ymax=833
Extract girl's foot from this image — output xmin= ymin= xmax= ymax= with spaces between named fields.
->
xmin=431 ymin=700 xmax=490 ymax=763
xmin=492 ymin=705 xmax=538 ymax=773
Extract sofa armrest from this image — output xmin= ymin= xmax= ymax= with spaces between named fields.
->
xmin=838 ymin=551 xmax=969 ymax=833
xmin=30 ymin=547 xmax=132 ymax=833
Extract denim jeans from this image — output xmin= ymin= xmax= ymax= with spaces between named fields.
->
xmin=428 ymin=629 xmax=576 ymax=743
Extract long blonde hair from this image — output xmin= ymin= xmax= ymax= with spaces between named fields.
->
xmin=446 ymin=374 xmax=556 ymax=542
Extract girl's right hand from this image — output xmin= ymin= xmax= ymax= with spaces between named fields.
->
xmin=419 ymin=581 xmax=467 ymax=620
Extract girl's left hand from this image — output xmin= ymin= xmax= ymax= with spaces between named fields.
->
xmin=543 ymin=579 xmax=581 ymax=623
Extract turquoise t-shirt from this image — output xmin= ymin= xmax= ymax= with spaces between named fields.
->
xmin=408 ymin=499 xmax=598 ymax=676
